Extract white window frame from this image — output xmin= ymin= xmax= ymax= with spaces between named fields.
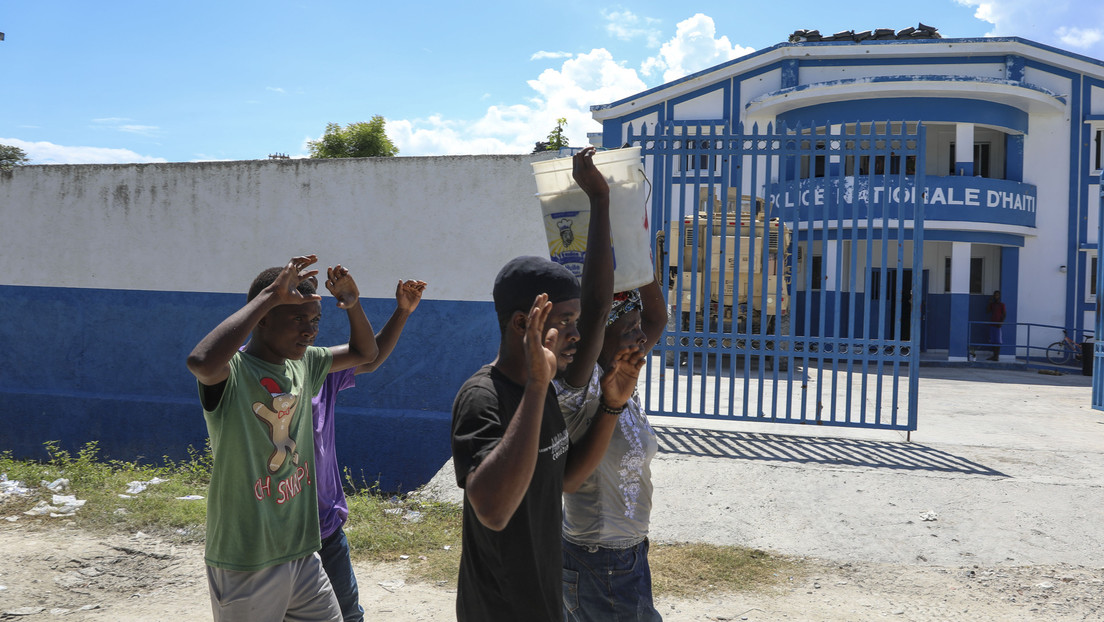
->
xmin=1090 ymin=123 xmax=1104 ymax=176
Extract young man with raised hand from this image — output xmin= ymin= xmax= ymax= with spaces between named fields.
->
xmin=186 ymin=255 xmax=378 ymax=622
xmin=552 ymin=146 xmax=668 ymax=620
xmin=450 ymin=148 xmax=646 ymax=621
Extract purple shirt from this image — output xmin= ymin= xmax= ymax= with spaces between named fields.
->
xmin=312 ymin=367 xmax=357 ymax=539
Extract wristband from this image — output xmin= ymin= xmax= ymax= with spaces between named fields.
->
xmin=598 ymin=398 xmax=625 ymax=416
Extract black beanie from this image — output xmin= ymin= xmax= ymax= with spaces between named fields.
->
xmin=493 ymin=256 xmax=581 ymax=316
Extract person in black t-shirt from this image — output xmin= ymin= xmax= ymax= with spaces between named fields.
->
xmin=451 ymin=256 xmax=578 ymax=621
xmin=450 ymin=147 xmax=646 ymax=622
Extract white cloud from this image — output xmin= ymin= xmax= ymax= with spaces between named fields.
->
xmin=531 ymin=51 xmax=573 ymax=60
xmin=91 ymin=117 xmax=162 ymax=138
xmin=1056 ymin=26 xmax=1103 ymax=49
xmin=0 ymin=137 xmax=167 ymax=165
xmin=956 ymin=0 xmax=1104 ymax=54
xmin=266 ymin=86 xmax=287 ymax=94
xmin=603 ymin=10 xmax=663 ymax=47
xmin=356 ymin=13 xmax=759 ymax=156
xmin=386 ymin=48 xmax=648 ymax=155
xmin=639 ymin=14 xmax=754 ymax=83
xmin=118 ymin=125 xmax=161 ymax=136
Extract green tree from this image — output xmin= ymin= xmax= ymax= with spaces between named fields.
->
xmin=0 ymin=144 xmax=29 ymax=170
xmin=533 ymin=118 xmax=570 ymax=153
xmin=308 ymin=117 xmax=399 ymax=159
xmin=547 ymin=117 xmax=569 ymax=150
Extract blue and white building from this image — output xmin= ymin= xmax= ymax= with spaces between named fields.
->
xmin=590 ymin=31 xmax=1104 ymax=361
xmin=5 ymin=31 xmax=1104 ymax=486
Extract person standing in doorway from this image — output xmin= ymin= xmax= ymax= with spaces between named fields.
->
xmin=987 ymin=290 xmax=1006 ymax=360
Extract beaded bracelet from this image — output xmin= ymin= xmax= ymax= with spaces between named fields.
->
xmin=598 ymin=399 xmax=626 ymax=416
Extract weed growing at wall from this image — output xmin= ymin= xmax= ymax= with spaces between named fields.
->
xmin=0 ymin=441 xmax=211 ymax=541
xmin=0 ymin=442 xmax=801 ymax=596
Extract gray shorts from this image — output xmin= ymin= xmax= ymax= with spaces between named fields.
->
xmin=206 ymin=552 xmax=341 ymax=622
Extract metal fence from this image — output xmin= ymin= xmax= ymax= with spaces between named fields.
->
xmin=633 ymin=120 xmax=924 ymax=432
xmin=967 ymin=321 xmax=1093 ymax=369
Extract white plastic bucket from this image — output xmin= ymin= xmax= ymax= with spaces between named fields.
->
xmin=531 ymin=147 xmax=653 ymax=292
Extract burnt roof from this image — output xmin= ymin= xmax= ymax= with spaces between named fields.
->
xmin=789 ymin=23 xmax=940 ymax=43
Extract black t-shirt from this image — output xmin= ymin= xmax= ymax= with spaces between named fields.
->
xmin=451 ymin=364 xmax=569 ymax=622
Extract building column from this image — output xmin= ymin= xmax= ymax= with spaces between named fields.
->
xmin=948 ymin=241 xmax=972 ymax=361
xmin=828 ymin=124 xmax=843 ymax=177
xmin=1004 ymin=134 xmax=1024 ymax=182
xmin=823 ymin=239 xmax=839 ymax=334
xmin=955 ymin=123 xmax=975 ymax=177
xmin=998 ymin=246 xmax=1018 ymax=360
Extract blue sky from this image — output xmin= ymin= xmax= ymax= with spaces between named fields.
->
xmin=1 ymin=0 xmax=1102 ymax=164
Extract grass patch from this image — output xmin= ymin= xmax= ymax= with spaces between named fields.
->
xmin=342 ymin=478 xmax=463 ymax=586
xmin=0 ymin=441 xmax=210 ymax=541
xmin=2 ymin=442 xmax=802 ymax=597
xmin=650 ymin=542 xmax=802 ymax=598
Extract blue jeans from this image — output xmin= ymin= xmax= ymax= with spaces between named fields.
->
xmin=319 ymin=527 xmax=364 ymax=622
xmin=562 ymin=537 xmax=662 ymax=622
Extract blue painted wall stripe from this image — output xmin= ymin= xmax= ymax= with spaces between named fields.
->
xmin=0 ymin=284 xmax=498 ymax=491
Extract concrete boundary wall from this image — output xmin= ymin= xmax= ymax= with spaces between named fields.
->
xmin=0 ymin=155 xmax=556 ymax=490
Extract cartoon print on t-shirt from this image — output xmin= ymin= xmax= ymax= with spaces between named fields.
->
xmin=252 ymin=377 xmax=300 ymax=473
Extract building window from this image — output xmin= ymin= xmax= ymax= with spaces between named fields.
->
xmin=970 ymin=257 xmax=984 ymax=294
xmin=682 ymin=139 xmax=715 ymax=173
xmin=869 ymin=270 xmax=880 ymax=299
xmin=801 ymin=141 xmax=826 ymax=178
xmin=944 ymin=257 xmax=951 ymax=293
xmin=1095 ymin=129 xmax=1103 ymax=173
xmin=1090 ymin=255 xmax=1098 ymax=301
xmin=854 ymin=153 xmax=916 ymax=177
xmin=949 ymin=143 xmax=991 ymax=177
xmin=810 ymin=255 xmax=823 ymax=290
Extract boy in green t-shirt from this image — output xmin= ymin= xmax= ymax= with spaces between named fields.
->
xmin=186 ymin=254 xmax=379 ymax=621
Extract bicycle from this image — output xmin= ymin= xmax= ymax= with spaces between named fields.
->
xmin=1046 ymin=330 xmax=1093 ymax=365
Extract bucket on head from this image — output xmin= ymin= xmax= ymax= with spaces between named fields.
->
xmin=531 ymin=146 xmax=653 ymax=292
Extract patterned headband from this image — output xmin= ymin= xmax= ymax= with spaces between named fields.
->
xmin=607 ymin=289 xmax=642 ymax=326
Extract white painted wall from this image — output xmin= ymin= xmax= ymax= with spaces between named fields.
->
xmin=1020 ymin=110 xmax=1073 ymax=328
xmin=672 ymin=88 xmax=725 ymax=120
xmin=738 ymin=68 xmax=783 ymax=111
xmin=800 ymin=62 xmax=1006 ymax=84
xmin=1024 ymin=66 xmax=1073 ymax=100
xmin=0 ymin=155 xmax=554 ymax=301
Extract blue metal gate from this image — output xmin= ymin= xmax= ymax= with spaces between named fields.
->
xmin=1094 ymin=180 xmax=1104 ymax=410
xmin=633 ymin=120 xmax=925 ymax=431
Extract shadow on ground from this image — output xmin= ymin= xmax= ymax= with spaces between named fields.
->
xmin=654 ymin=426 xmax=1008 ymax=476
xmin=917 ymin=365 xmax=1093 ymax=387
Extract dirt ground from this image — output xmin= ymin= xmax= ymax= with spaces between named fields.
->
xmin=1 ymin=521 xmax=1100 ymax=621
xmin=4 ymin=367 xmax=1102 ymax=621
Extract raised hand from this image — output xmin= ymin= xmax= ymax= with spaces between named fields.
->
xmin=524 ymin=293 xmax=557 ymax=386
xmin=395 ymin=279 xmax=427 ymax=313
xmin=598 ymin=345 xmax=647 ymax=409
xmin=325 ymin=264 xmax=361 ymax=309
xmin=269 ymin=255 xmax=322 ymax=305
xmin=572 ymin=146 xmax=609 ymax=199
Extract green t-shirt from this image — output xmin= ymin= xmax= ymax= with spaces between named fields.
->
xmin=201 ymin=347 xmax=332 ymax=571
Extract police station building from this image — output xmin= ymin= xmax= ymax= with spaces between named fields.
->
xmin=590 ymin=29 xmax=1104 ymax=363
